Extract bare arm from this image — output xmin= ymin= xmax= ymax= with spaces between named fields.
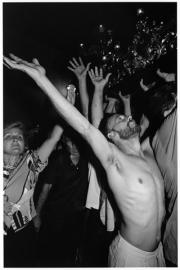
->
xmin=33 ymin=183 xmax=52 ymax=232
xmin=36 ymin=183 xmax=52 ymax=215
xmin=118 ymin=91 xmax=131 ymax=116
xmin=156 ymin=69 xmax=176 ymax=82
xmin=68 ymin=57 xmax=90 ymax=119
xmin=37 ymin=125 xmax=64 ymax=163
xmin=4 ymin=54 xmax=113 ymax=169
xmin=88 ymin=67 xmax=111 ymax=128
xmin=139 ymin=78 xmax=156 ymax=92
xmin=104 ymin=96 xmax=119 ymax=114
xmin=139 ymin=114 xmax=150 ymax=138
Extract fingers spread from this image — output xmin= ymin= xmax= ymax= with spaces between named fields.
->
xmin=69 ymin=60 xmax=77 ymax=69
xmin=95 ymin=66 xmax=99 ymax=77
xmin=67 ymin=66 xmax=75 ymax=72
xmin=106 ymin=73 xmax=111 ymax=81
xmin=72 ymin=57 xmax=79 ymax=66
xmin=89 ymin=69 xmax=95 ymax=78
xmin=79 ymin=57 xmax=84 ymax=66
xmin=3 ymin=56 xmax=19 ymax=69
xmin=86 ymin=62 xmax=91 ymax=71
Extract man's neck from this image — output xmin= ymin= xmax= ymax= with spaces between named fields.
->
xmin=116 ymin=137 xmax=143 ymax=158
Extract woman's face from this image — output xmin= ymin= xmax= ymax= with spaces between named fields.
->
xmin=3 ymin=127 xmax=25 ymax=156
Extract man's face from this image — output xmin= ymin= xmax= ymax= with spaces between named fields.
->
xmin=64 ymin=137 xmax=79 ymax=156
xmin=107 ymin=114 xmax=141 ymax=140
xmin=4 ymin=127 xmax=25 ymax=156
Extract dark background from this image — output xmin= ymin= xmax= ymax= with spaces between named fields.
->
xmin=3 ymin=2 xmax=177 ymax=129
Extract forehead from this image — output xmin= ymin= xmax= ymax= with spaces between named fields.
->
xmin=4 ymin=127 xmax=23 ymax=137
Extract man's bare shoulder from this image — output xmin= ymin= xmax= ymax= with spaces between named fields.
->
xmin=105 ymin=142 xmax=128 ymax=170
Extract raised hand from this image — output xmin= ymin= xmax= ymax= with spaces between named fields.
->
xmin=156 ymin=69 xmax=175 ymax=82
xmin=118 ymin=91 xmax=131 ymax=116
xmin=88 ymin=67 xmax=111 ymax=89
xmin=118 ymin=91 xmax=130 ymax=103
xmin=3 ymin=54 xmax=46 ymax=82
xmin=67 ymin=57 xmax=91 ymax=80
xmin=139 ymin=78 xmax=156 ymax=92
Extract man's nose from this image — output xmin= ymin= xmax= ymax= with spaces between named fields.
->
xmin=12 ymin=136 xmax=18 ymax=142
xmin=128 ymin=119 xmax=136 ymax=128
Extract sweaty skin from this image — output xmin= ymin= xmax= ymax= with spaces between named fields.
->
xmin=105 ymin=115 xmax=165 ymax=252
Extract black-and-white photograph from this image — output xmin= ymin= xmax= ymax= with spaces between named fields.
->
xmin=3 ymin=1 xmax=177 ymax=267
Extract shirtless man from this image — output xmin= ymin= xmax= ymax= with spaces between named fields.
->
xmin=4 ymin=54 xmax=166 ymax=267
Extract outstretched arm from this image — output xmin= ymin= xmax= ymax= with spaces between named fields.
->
xmin=4 ymin=54 xmax=112 ymax=169
xmin=68 ymin=57 xmax=90 ymax=119
xmin=88 ymin=67 xmax=111 ymax=128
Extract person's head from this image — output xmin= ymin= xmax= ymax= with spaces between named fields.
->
xmin=3 ymin=122 xmax=27 ymax=156
xmin=63 ymin=136 xmax=79 ymax=156
xmin=143 ymin=85 xmax=177 ymax=124
xmin=100 ymin=113 xmax=141 ymax=144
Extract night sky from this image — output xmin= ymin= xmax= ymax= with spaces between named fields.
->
xmin=3 ymin=2 xmax=177 ymax=129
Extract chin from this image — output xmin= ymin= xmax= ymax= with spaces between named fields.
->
xmin=11 ymin=149 xmax=23 ymax=155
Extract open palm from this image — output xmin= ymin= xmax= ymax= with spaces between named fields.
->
xmin=88 ymin=67 xmax=111 ymax=88
xmin=3 ymin=54 xmax=46 ymax=81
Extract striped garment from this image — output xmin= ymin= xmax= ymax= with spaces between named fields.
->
xmin=4 ymin=150 xmax=47 ymax=233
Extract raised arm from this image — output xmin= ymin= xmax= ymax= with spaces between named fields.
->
xmin=4 ymin=54 xmax=112 ymax=169
xmin=36 ymin=84 xmax=77 ymax=163
xmin=156 ymin=69 xmax=176 ymax=82
xmin=104 ymin=96 xmax=119 ymax=114
xmin=139 ymin=78 xmax=156 ymax=92
xmin=118 ymin=91 xmax=131 ymax=116
xmin=88 ymin=67 xmax=111 ymax=128
xmin=67 ymin=57 xmax=90 ymax=119
xmin=37 ymin=125 xmax=64 ymax=163
xmin=33 ymin=183 xmax=52 ymax=232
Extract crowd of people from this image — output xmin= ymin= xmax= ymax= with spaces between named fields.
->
xmin=3 ymin=50 xmax=177 ymax=267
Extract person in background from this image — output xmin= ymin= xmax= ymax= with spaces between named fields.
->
xmin=140 ymin=68 xmax=177 ymax=266
xmin=33 ymin=73 xmax=89 ymax=267
xmin=3 ymin=118 xmax=63 ymax=267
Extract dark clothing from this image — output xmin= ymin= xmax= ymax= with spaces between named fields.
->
xmin=43 ymin=148 xmax=88 ymax=219
xmin=38 ymin=148 xmax=88 ymax=267
xmin=4 ymin=221 xmax=38 ymax=267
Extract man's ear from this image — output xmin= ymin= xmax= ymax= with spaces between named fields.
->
xmin=107 ymin=131 xmax=116 ymax=139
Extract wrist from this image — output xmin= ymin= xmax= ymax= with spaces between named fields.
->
xmin=94 ymin=86 xmax=104 ymax=92
xmin=78 ymin=78 xmax=86 ymax=84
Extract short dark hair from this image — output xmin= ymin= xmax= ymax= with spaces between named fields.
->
xmin=143 ymin=84 xmax=176 ymax=123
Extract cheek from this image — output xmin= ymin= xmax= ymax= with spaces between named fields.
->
xmin=19 ymin=141 xmax=25 ymax=151
xmin=3 ymin=140 xmax=11 ymax=150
